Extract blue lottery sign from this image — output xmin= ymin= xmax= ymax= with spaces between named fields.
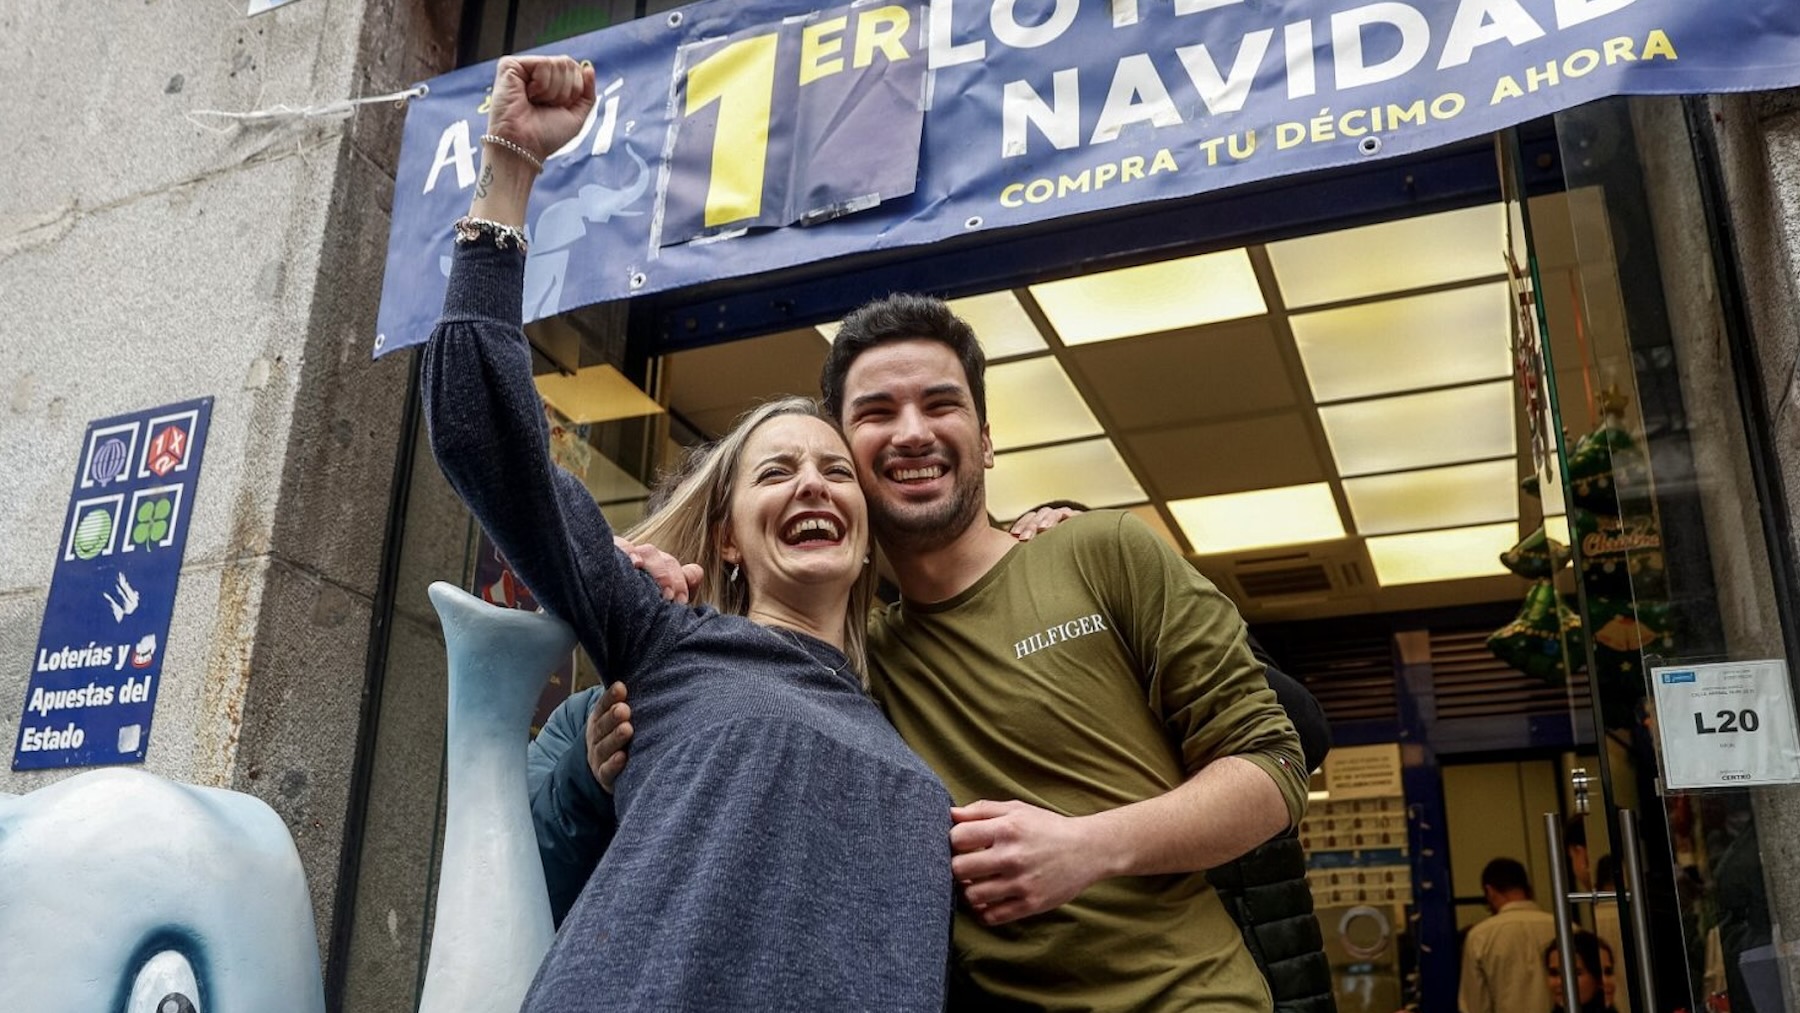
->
xmin=13 ymin=398 xmax=212 ymax=770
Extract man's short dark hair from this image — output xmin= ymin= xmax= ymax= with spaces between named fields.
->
xmin=1593 ymin=853 xmax=1617 ymax=890
xmin=1544 ymin=930 xmax=1609 ymax=975
xmin=819 ymin=294 xmax=987 ymax=424
xmin=1481 ymin=857 xmax=1533 ymax=897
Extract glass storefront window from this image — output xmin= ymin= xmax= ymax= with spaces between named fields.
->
xmin=1533 ymin=96 xmax=1799 ymax=1013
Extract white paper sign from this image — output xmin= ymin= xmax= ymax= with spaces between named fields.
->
xmin=248 ymin=0 xmax=303 ymax=15
xmin=1650 ymin=659 xmax=1800 ymax=789
xmin=1324 ymin=743 xmax=1404 ymax=800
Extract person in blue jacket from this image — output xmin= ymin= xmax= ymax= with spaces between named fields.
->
xmin=527 ymin=682 xmax=619 ymax=924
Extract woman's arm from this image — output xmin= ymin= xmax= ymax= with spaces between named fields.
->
xmin=420 ymin=56 xmax=670 ymax=679
xmin=421 ymin=246 xmax=636 ymax=663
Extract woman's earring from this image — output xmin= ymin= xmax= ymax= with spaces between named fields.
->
xmin=862 ymin=554 xmax=871 ymax=565
xmin=727 ymin=563 xmax=740 ymax=583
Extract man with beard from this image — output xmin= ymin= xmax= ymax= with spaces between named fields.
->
xmin=815 ymin=294 xmax=1307 ymax=1011
xmin=554 ymin=294 xmax=1308 ymax=1010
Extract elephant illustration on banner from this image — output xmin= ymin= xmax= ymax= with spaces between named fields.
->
xmin=436 ymin=143 xmax=651 ymax=323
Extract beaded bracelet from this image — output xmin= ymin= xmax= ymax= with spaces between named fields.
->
xmin=453 ymin=215 xmax=529 ymax=254
xmin=480 ymin=133 xmax=545 ymax=173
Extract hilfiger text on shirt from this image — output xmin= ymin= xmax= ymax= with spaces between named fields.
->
xmin=1015 ymin=613 xmax=1109 ymax=660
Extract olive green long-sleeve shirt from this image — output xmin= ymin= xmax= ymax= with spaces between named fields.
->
xmin=869 ymin=510 xmax=1307 ymax=1012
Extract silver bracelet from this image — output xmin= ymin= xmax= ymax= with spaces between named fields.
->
xmin=453 ymin=215 xmax=529 ymax=254
xmin=480 ymin=133 xmax=545 ymax=173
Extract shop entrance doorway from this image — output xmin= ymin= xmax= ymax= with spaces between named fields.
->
xmin=631 ymin=143 xmax=1651 ymax=1007
xmin=338 ymin=98 xmax=1797 ymax=1013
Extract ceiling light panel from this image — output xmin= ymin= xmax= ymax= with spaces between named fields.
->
xmin=1318 ymin=381 xmax=1516 ymax=477
xmin=948 ymin=292 xmax=1049 ymax=359
xmin=1167 ymin=483 xmax=1346 ymax=555
xmin=986 ymin=357 xmax=1104 ymax=451
xmin=1029 ymin=249 xmax=1266 ymax=346
xmin=1365 ymin=522 xmax=1518 ymax=586
xmin=1342 ymin=460 xmax=1520 ymax=536
xmin=1290 ymin=283 xmax=1513 ymax=402
xmin=534 ymin=365 xmax=665 ymax=425
xmin=988 ymin=439 xmax=1146 ymax=520
xmin=1267 ymin=204 xmax=1507 ymax=308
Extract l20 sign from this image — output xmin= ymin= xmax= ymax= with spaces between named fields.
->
xmin=1651 ymin=660 xmax=1800 ymax=790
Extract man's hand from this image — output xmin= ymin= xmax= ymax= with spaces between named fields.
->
xmin=614 ymin=535 xmax=704 ymax=603
xmin=949 ymin=800 xmax=1109 ymax=925
xmin=584 ymin=682 xmax=633 ymax=794
xmin=1009 ymin=505 xmax=1081 ymax=542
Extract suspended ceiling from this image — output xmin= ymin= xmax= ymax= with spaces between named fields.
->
xmin=567 ymin=189 xmax=1629 ymax=621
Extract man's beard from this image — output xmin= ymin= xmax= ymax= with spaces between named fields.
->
xmin=868 ymin=468 xmax=987 ymax=555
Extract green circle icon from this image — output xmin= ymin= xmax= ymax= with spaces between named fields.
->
xmin=73 ymin=508 xmax=113 ymax=559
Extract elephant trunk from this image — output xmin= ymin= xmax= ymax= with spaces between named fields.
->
xmin=418 ymin=581 xmax=575 ymax=1012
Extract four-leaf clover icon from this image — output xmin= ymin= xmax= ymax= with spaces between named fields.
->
xmin=132 ymin=497 xmax=173 ymax=548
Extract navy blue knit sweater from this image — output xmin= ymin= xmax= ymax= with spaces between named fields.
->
xmin=422 ymin=240 xmax=952 ymax=1011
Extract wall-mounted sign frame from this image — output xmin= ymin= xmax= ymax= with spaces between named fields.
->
xmin=13 ymin=397 xmax=212 ymax=770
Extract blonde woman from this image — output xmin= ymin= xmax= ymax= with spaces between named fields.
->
xmin=422 ymin=54 xmax=951 ymax=1010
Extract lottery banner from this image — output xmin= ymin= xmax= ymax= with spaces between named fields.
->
xmin=374 ymin=0 xmax=1800 ymax=357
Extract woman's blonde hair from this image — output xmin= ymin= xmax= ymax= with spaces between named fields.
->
xmin=623 ymin=396 xmax=875 ymax=682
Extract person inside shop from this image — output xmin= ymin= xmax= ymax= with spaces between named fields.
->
xmin=1590 ymin=854 xmax=1626 ymax=977
xmin=1543 ymin=931 xmax=1619 ymax=1013
xmin=1460 ymin=857 xmax=1558 ymax=1013
xmin=1565 ymin=815 xmax=1593 ymax=893
xmin=571 ymin=295 xmax=1310 ymax=1007
xmin=421 ymin=53 xmax=954 ymax=1010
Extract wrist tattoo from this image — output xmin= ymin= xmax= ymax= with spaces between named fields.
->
xmin=474 ymin=163 xmax=493 ymax=199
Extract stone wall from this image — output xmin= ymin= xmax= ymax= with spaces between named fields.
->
xmin=0 ymin=0 xmax=458 ymax=978
xmin=1711 ymin=86 xmax=1800 ymax=1010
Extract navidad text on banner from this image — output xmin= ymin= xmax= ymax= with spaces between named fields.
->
xmin=13 ymin=399 xmax=212 ymax=770
xmin=373 ymin=0 xmax=1800 ymax=357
